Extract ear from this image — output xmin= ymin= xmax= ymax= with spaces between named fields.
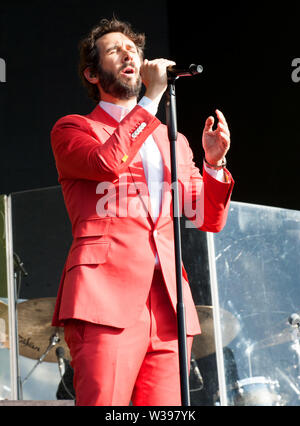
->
xmin=83 ymin=67 xmax=99 ymax=84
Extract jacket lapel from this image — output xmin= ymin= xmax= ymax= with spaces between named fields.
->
xmin=87 ymin=105 xmax=174 ymax=226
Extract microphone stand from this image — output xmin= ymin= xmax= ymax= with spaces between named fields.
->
xmin=21 ymin=331 xmax=60 ymax=387
xmin=13 ymin=252 xmax=28 ymax=399
xmin=165 ymin=75 xmax=190 ymax=406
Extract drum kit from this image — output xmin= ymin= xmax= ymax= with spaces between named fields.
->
xmin=0 ymin=299 xmax=300 ymax=405
xmin=0 ymin=298 xmax=69 ymax=362
xmin=191 ymin=306 xmax=300 ymax=406
xmin=0 ymin=298 xmax=70 ymax=398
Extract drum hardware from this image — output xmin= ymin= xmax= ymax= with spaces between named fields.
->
xmin=190 ymin=353 xmax=204 ymax=392
xmin=13 ymin=253 xmax=28 ymax=278
xmin=288 ymin=314 xmax=300 ymax=381
xmin=214 ymin=376 xmax=283 ymax=406
xmin=251 ymin=313 xmax=300 ymax=353
xmin=231 ymin=376 xmax=283 ymax=406
xmin=0 ymin=301 xmax=9 ymax=349
xmin=0 ymin=298 xmax=70 ymax=362
xmin=0 ymin=298 xmax=72 ymax=399
xmin=213 ymin=376 xmax=283 ymax=406
xmin=245 ymin=314 xmax=300 ymax=383
xmin=242 ymin=315 xmax=300 ymax=406
xmin=290 ymin=336 xmax=300 ymax=380
xmin=55 ymin=346 xmax=75 ymax=400
xmin=275 ymin=367 xmax=300 ymax=400
xmin=13 ymin=252 xmax=28 ymax=302
xmin=21 ymin=330 xmax=60 ymax=386
xmin=245 ymin=342 xmax=256 ymax=378
xmin=192 ymin=306 xmax=240 ymax=359
xmin=16 ymin=298 xmax=70 ymax=363
xmin=288 ymin=313 xmax=300 ymax=329
xmin=253 ymin=328 xmax=295 ymax=351
xmin=0 ymin=385 xmax=11 ymax=400
xmin=13 ymin=252 xmax=28 ymax=399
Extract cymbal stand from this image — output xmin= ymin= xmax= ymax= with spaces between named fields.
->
xmin=13 ymin=252 xmax=29 ymax=399
xmin=291 ymin=327 xmax=300 ymax=382
xmin=21 ymin=331 xmax=60 ymax=387
xmin=275 ymin=367 xmax=300 ymax=401
xmin=190 ymin=353 xmax=204 ymax=392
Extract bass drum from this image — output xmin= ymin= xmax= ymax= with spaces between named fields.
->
xmin=230 ymin=376 xmax=283 ymax=406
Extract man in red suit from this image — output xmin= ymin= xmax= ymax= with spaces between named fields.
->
xmin=51 ymin=18 xmax=234 ymax=406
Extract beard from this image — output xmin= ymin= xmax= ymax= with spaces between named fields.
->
xmin=97 ymin=62 xmax=142 ymax=100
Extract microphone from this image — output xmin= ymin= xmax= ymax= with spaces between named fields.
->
xmin=56 ymin=346 xmax=65 ymax=377
xmin=13 ymin=252 xmax=28 ymax=277
xmin=288 ymin=313 xmax=300 ymax=327
xmin=55 ymin=346 xmax=76 ymax=399
xmin=167 ymin=63 xmax=203 ymax=78
xmin=190 ymin=353 xmax=204 ymax=391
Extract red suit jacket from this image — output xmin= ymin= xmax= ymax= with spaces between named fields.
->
xmin=51 ymin=104 xmax=234 ymax=335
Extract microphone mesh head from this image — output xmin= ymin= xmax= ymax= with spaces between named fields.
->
xmin=189 ymin=64 xmax=203 ymax=75
xmin=289 ymin=313 xmax=300 ymax=325
xmin=56 ymin=346 xmax=65 ymax=357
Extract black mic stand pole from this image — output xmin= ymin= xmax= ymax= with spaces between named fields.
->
xmin=165 ymin=75 xmax=190 ymax=406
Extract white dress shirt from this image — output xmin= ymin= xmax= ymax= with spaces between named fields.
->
xmin=100 ymin=97 xmax=164 ymax=222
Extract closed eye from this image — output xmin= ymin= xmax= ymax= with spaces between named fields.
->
xmin=106 ymin=45 xmax=118 ymax=54
xmin=106 ymin=44 xmax=138 ymax=55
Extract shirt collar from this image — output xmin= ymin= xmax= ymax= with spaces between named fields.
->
xmin=99 ymin=100 xmax=136 ymax=123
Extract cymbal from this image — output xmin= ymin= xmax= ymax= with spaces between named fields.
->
xmin=253 ymin=327 xmax=297 ymax=351
xmin=17 ymin=298 xmax=70 ymax=363
xmin=0 ymin=300 xmax=9 ymax=349
xmin=192 ymin=305 xmax=240 ymax=359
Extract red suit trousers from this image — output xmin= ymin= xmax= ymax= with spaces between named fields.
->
xmin=64 ymin=269 xmax=193 ymax=406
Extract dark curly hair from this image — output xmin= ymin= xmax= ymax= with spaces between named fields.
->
xmin=78 ymin=18 xmax=146 ymax=102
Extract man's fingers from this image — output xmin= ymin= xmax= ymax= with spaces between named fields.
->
xmin=219 ymin=131 xmax=231 ymax=146
xmin=142 ymin=58 xmax=176 ymax=67
xmin=217 ymin=122 xmax=230 ymax=136
xmin=216 ymin=109 xmax=228 ymax=126
xmin=204 ymin=116 xmax=214 ymax=133
xmin=141 ymin=58 xmax=176 ymax=102
xmin=204 ymin=110 xmax=230 ymax=136
xmin=140 ymin=58 xmax=176 ymax=80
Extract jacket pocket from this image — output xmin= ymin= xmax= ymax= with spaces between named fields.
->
xmin=73 ymin=217 xmax=111 ymax=238
xmin=66 ymin=242 xmax=109 ymax=271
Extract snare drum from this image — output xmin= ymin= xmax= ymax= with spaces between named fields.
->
xmin=231 ymin=376 xmax=282 ymax=406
